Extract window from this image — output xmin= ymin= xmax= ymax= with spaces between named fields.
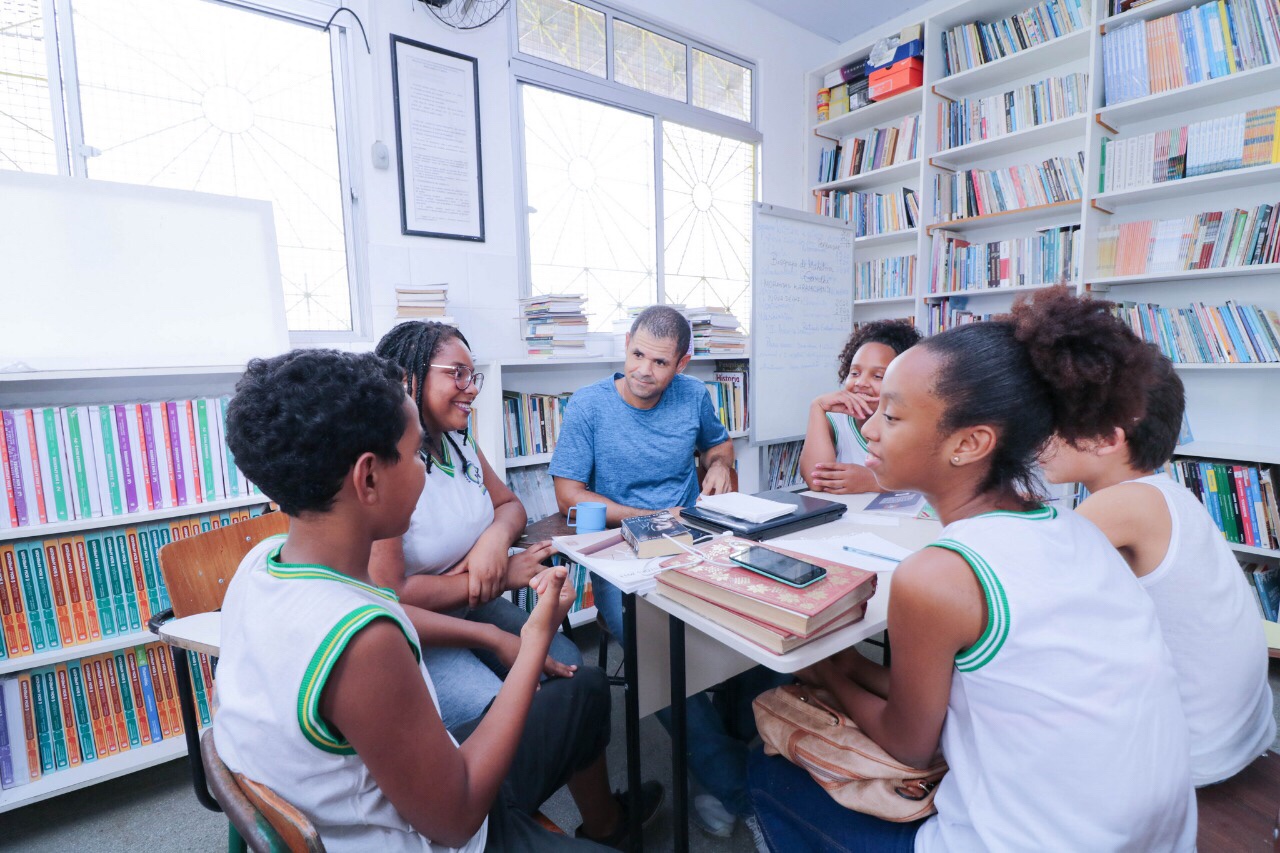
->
xmin=0 ymin=0 xmax=362 ymax=336
xmin=513 ymin=0 xmax=758 ymax=331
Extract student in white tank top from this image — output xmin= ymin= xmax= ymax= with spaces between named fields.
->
xmin=371 ymin=322 xmax=582 ymax=731
xmin=749 ymin=287 xmax=1196 ymax=852
xmin=800 ymin=320 xmax=920 ymax=494
xmin=1042 ymin=353 xmax=1274 ymax=786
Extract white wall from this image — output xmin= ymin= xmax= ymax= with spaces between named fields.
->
xmin=348 ymin=0 xmax=832 ymax=357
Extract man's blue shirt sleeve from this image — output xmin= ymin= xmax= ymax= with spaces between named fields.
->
xmin=548 ymin=392 xmax=595 ymax=485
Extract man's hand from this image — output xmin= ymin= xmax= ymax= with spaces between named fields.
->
xmin=447 ymin=538 xmax=509 ymax=609
xmin=815 ymin=390 xmax=877 ymax=420
xmin=490 ymin=627 xmax=577 ymax=679
xmin=809 ymin=461 xmax=876 ymax=494
xmin=700 ymin=460 xmax=734 ymax=496
xmin=505 ymin=541 xmax=555 ymax=592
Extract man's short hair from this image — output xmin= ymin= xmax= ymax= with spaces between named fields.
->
xmin=630 ymin=305 xmax=691 ymax=357
xmin=225 ymin=349 xmax=408 ymax=516
xmin=1124 ymin=349 xmax=1185 ymax=472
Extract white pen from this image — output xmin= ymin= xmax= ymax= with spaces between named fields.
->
xmin=842 ymin=544 xmax=902 ymax=563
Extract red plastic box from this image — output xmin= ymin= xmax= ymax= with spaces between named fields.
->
xmin=868 ymin=57 xmax=923 ymax=102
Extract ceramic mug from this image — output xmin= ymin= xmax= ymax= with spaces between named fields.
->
xmin=566 ymin=501 xmax=607 ymax=533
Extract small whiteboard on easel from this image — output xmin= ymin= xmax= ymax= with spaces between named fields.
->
xmin=749 ymin=203 xmax=856 ymax=445
xmin=0 ymin=171 xmax=289 ymax=373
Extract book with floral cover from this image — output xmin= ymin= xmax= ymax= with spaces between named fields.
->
xmin=654 ymin=584 xmax=869 ymax=654
xmin=655 ymin=537 xmax=876 ymax=636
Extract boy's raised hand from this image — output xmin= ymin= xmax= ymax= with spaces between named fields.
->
xmin=520 ymin=566 xmax=574 ymax=645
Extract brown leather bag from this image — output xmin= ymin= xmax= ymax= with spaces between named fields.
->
xmin=753 ymin=683 xmax=948 ymax=822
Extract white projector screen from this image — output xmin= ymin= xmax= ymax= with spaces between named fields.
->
xmin=0 ymin=171 xmax=289 ymax=373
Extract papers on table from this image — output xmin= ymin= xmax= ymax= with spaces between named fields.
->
xmin=553 ymin=529 xmax=669 ymax=594
xmin=769 ymin=532 xmax=914 ymax=574
xmin=694 ymin=492 xmax=797 ymax=524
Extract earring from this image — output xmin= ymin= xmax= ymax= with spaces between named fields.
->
xmin=950 ymin=456 xmax=960 ymax=465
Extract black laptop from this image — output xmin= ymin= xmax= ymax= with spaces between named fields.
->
xmin=680 ymin=489 xmax=847 ymax=541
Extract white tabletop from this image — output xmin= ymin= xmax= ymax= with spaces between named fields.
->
xmin=157 ymin=611 xmax=222 ymax=658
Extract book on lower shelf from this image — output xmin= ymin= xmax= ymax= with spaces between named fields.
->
xmin=932 ymin=152 xmax=1085 ymax=222
xmin=505 ymin=466 xmax=559 ymax=523
xmin=1245 ymin=562 xmax=1280 ymax=621
xmin=930 ymin=224 xmax=1080 ymax=293
xmin=816 ymin=115 xmax=920 ymax=184
xmin=923 ymin=296 xmax=996 ymax=335
xmin=1108 ymin=299 xmax=1280 ymax=364
xmin=1169 ymin=457 xmax=1280 ymax=549
xmin=856 ymin=254 xmax=916 ymax=300
xmin=936 ymin=72 xmax=1088 ymax=150
xmin=814 ymin=186 xmax=919 ymax=236
xmin=765 ymin=440 xmax=805 ymax=490
xmin=1093 ymin=201 xmax=1280 ymax=278
xmin=502 ymin=391 xmax=571 ymax=459
xmin=653 ymin=537 xmax=877 ymax=640
xmin=939 ymin=0 xmax=1090 ymax=78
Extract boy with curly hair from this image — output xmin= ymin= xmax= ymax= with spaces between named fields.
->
xmin=800 ymin=318 xmax=921 ymax=494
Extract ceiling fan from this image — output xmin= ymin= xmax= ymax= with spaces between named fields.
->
xmin=419 ymin=0 xmax=512 ymax=30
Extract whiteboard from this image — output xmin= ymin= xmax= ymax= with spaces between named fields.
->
xmin=0 ymin=171 xmax=289 ymax=373
xmin=749 ymin=203 xmax=856 ymax=445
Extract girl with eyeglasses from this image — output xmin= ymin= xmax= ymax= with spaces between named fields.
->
xmin=371 ymin=321 xmax=584 ymax=731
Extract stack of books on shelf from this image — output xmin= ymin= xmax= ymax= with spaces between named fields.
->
xmin=1094 ymin=202 xmax=1280 ymax=276
xmin=652 ymin=538 xmax=877 ymax=654
xmin=704 ymin=363 xmax=749 ymax=433
xmin=1245 ymin=562 xmax=1280 ymax=620
xmin=519 ymin=295 xmax=589 ymax=358
xmin=929 ymin=224 xmax=1081 ymax=292
xmin=936 ymin=72 xmax=1088 ymax=150
xmin=395 ymin=284 xmax=454 ymax=323
xmin=1100 ymin=106 xmax=1280 ymax=193
xmin=501 ymin=391 xmax=572 ymax=459
xmin=1 ymin=401 xmax=260 ymax=530
xmin=765 ymin=440 xmax=804 ymax=489
xmin=0 ymin=507 xmax=265 ymax=661
xmin=687 ymin=306 xmax=747 ymax=355
xmin=1108 ymin=299 xmax=1280 ymax=363
xmin=817 ymin=61 xmax=870 ymax=122
xmin=816 ymin=186 xmax=919 ymax=236
xmin=855 ymin=254 xmax=916 ymax=300
xmin=933 ymin=152 xmax=1085 ymax=221
xmin=940 ymin=0 xmax=1089 ymax=77
xmin=816 ymin=116 xmax=920 ymax=184
xmin=0 ymin=641 xmax=213 ymax=789
xmin=923 ymin=296 xmax=996 ymax=336
xmin=1102 ymin=2 xmax=1279 ymax=106
xmin=505 ymin=467 xmax=558 ymax=522
xmin=1168 ymin=456 xmax=1280 ymax=550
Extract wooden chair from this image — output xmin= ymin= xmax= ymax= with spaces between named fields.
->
xmin=201 ymin=727 xmax=325 ymax=853
xmin=1196 ymin=751 xmax=1280 ymax=851
xmin=148 ymin=512 xmax=289 ymax=812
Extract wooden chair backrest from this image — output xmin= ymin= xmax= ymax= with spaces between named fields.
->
xmin=158 ymin=513 xmax=289 ymax=618
xmin=201 ymin=729 xmax=324 ymax=853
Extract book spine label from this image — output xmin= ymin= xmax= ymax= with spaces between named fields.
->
xmin=196 ymin=400 xmax=217 ymax=502
xmin=139 ymin=404 xmax=163 ymax=510
xmin=97 ymin=406 xmax=124 ymax=515
xmin=153 ymin=403 xmax=176 ymax=508
xmin=155 ymin=644 xmax=182 ymax=737
xmin=91 ymin=658 xmax=122 ymax=755
xmin=183 ymin=402 xmax=203 ymax=504
xmin=135 ymin=527 xmax=162 ymax=619
xmin=43 ymin=543 xmax=75 ymax=646
xmin=102 ymin=534 xmax=130 ymax=633
xmin=0 ymin=412 xmax=19 ymax=528
xmin=189 ymin=650 xmax=211 ymax=727
xmin=0 ymin=677 xmax=11 ymax=787
xmin=1 ymin=412 xmax=26 ymax=528
xmin=134 ymin=647 xmax=163 ymax=743
xmin=40 ymin=670 xmax=66 ymax=769
xmin=26 ymin=673 xmax=51 ymax=775
xmin=58 ymin=540 xmax=89 ymax=643
xmin=166 ymin=402 xmax=187 ymax=506
xmin=54 ymin=666 xmax=81 ymax=767
xmin=113 ymin=405 xmax=139 ymax=513
xmin=66 ymin=664 xmax=96 ymax=764
xmin=124 ymin=530 xmax=151 ymax=625
xmin=84 ymin=534 xmax=116 ymax=637
xmin=144 ymin=645 xmax=173 ymax=739
xmin=112 ymin=653 xmax=141 ymax=747
xmin=80 ymin=657 xmax=111 ymax=758
xmin=123 ymin=649 xmax=153 ymax=745
xmin=71 ymin=536 xmax=100 ymax=642
xmin=38 ymin=409 xmax=70 ymax=522
xmin=26 ymin=544 xmax=60 ymax=650
xmin=128 ymin=405 xmax=154 ymax=511
xmin=149 ymin=528 xmax=172 ymax=612
xmin=64 ymin=408 xmax=97 ymax=519
xmin=17 ymin=411 xmax=47 ymax=525
xmin=100 ymin=655 xmax=132 ymax=751
xmin=0 ymin=545 xmax=24 ymax=657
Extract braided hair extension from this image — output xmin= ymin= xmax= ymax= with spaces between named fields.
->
xmin=375 ymin=321 xmax=474 ymax=472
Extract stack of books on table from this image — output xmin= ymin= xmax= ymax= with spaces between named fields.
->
xmin=519 ymin=294 xmax=589 ymax=358
xmin=396 ymin=284 xmax=454 ymax=323
xmin=686 ymin=306 xmax=747 ymax=356
xmin=653 ymin=537 xmax=876 ymax=655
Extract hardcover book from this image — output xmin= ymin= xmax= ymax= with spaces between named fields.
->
xmin=620 ymin=511 xmax=693 ymax=558
xmin=655 ymin=584 xmax=869 ymax=654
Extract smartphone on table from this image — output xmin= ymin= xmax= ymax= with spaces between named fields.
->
xmin=729 ymin=545 xmax=827 ymax=588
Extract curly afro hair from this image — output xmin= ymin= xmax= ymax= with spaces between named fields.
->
xmin=836 ymin=319 xmax=922 ymax=383
xmin=1123 ymin=347 xmax=1184 ymax=472
xmin=922 ymin=286 xmax=1157 ymax=500
xmin=225 ymin=349 xmax=409 ymax=516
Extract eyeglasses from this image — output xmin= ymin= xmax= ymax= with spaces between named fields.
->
xmin=429 ymin=363 xmax=484 ymax=392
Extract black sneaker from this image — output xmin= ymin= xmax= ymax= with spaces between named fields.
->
xmin=575 ymin=780 xmax=665 ymax=849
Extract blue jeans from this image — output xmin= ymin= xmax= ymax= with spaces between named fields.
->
xmin=595 ymin=573 xmax=792 ymax=818
xmin=425 ymin=594 xmax=583 ymax=731
xmin=748 ymin=749 xmax=924 ymax=853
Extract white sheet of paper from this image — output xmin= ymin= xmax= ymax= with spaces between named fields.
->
xmin=770 ymin=532 xmax=913 ymax=574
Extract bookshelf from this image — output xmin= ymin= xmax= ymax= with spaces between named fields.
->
xmin=0 ymin=367 xmax=267 ymax=812
xmin=807 ymin=0 xmax=1280 ymax=625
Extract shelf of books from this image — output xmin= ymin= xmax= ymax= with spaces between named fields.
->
xmin=934 ymin=26 xmax=1091 ymax=99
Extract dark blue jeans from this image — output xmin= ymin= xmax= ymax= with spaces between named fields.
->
xmin=595 ymin=573 xmax=792 ymax=818
xmin=748 ymin=749 xmax=924 ymax=853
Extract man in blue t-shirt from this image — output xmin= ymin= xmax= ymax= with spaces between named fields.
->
xmin=552 ymin=306 xmax=776 ymax=845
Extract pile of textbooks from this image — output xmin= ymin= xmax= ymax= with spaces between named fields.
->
xmin=686 ymin=306 xmax=747 ymax=356
xmin=519 ymin=294 xmax=589 ymax=357
xmin=395 ymin=284 xmax=454 ymax=323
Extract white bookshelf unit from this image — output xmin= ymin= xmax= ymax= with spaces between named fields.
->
xmin=806 ymin=0 xmax=1280 ymax=617
xmin=0 ymin=367 xmax=268 ymax=813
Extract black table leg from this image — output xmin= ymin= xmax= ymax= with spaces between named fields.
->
xmin=171 ymin=646 xmax=220 ymax=812
xmin=670 ymin=615 xmax=689 ymax=853
xmin=622 ymin=591 xmax=643 ymax=852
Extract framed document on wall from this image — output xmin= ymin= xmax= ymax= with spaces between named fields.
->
xmin=391 ymin=36 xmax=485 ymax=241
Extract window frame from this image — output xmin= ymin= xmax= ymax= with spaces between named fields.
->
xmin=509 ymin=0 xmax=761 ymax=306
xmin=33 ymin=0 xmax=370 ymax=342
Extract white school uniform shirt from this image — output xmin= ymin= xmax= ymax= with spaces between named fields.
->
xmin=214 ymin=536 xmax=486 ymax=853
xmin=913 ymin=506 xmax=1196 ymax=853
xmin=1127 ymin=472 xmax=1274 ymax=785
xmin=826 ymin=412 xmax=870 ymax=466
xmin=401 ymin=431 xmax=494 ymax=576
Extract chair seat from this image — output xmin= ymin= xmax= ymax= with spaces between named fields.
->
xmin=1196 ymin=751 xmax=1280 ymax=852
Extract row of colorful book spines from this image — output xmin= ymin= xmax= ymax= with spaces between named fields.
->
xmin=1110 ymin=301 xmax=1280 ymax=364
xmin=855 ymin=257 xmax=917 ymax=300
xmin=502 ymin=393 xmax=570 ymax=459
xmin=935 ymin=74 xmax=1089 ymax=147
xmin=1095 ymin=205 xmax=1280 ymax=274
xmin=939 ymin=0 xmax=1089 ymax=76
xmin=932 ymin=155 xmax=1087 ymax=218
xmin=705 ymin=381 xmax=747 ymax=433
xmin=814 ymin=189 xmax=919 ymax=233
xmin=921 ymin=304 xmax=996 ymax=337
xmin=0 ymin=645 xmax=214 ymax=788
xmin=1169 ymin=459 xmax=1280 ymax=549
xmin=929 ymin=235 xmax=1082 ymax=291
xmin=0 ymin=507 xmax=263 ymax=659
xmin=513 ymin=560 xmax=594 ymax=615
xmin=765 ymin=441 xmax=804 ymax=489
xmin=1100 ymin=109 xmax=1280 ymax=192
xmin=1 ymin=401 xmax=259 ymax=531
xmin=1101 ymin=0 xmax=1278 ymax=106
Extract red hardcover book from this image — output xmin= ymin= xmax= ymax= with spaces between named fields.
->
xmin=656 ymin=537 xmax=877 ymax=636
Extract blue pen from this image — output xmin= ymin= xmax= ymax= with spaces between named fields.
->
xmin=841 ymin=544 xmax=902 ymax=563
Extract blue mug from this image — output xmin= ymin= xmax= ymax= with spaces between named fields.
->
xmin=566 ymin=501 xmax=607 ymax=533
